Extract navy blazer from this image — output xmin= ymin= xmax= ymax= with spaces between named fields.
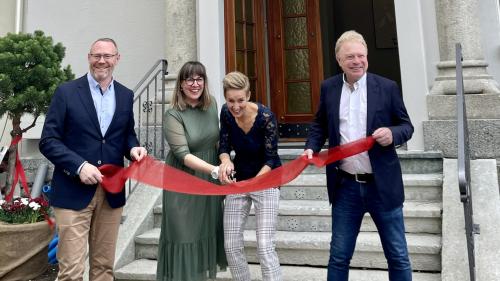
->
xmin=39 ymin=75 xmax=139 ymax=210
xmin=305 ymin=73 xmax=413 ymax=210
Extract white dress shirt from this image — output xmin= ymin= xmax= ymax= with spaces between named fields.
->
xmin=339 ymin=73 xmax=372 ymax=174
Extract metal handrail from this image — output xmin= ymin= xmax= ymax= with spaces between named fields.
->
xmin=127 ymin=59 xmax=168 ymax=197
xmin=133 ymin=59 xmax=168 ymax=94
xmin=455 ymin=43 xmax=479 ymax=281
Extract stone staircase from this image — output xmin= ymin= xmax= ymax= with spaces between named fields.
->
xmin=115 ymin=150 xmax=443 ymax=281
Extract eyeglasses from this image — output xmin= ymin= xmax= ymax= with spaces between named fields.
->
xmin=89 ymin=53 xmax=118 ymax=61
xmin=185 ymin=77 xmax=204 ymax=86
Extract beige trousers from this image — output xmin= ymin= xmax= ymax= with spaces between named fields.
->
xmin=54 ymin=186 xmax=123 ymax=281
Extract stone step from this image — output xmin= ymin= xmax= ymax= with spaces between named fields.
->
xmin=245 ymin=200 xmax=442 ymax=234
xmin=115 ymin=259 xmax=441 ymax=281
xmin=153 ymin=200 xmax=442 ymax=233
xmin=244 ymin=231 xmax=441 ymax=272
xmin=216 ymin=264 xmax=442 ymax=281
xmin=134 ymin=229 xmax=441 ymax=271
xmin=281 ymin=173 xmax=442 ymax=201
xmin=397 ymin=150 xmax=443 ymax=174
xmin=149 ymin=173 xmax=442 ymax=208
xmin=403 ymin=174 xmax=443 ymax=201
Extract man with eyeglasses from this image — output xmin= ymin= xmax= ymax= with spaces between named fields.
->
xmin=40 ymin=38 xmax=147 ymax=281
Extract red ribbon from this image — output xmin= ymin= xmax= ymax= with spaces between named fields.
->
xmin=100 ymin=137 xmax=375 ymax=195
xmin=5 ymin=136 xmax=30 ymax=202
xmin=4 ymin=135 xmax=54 ymax=228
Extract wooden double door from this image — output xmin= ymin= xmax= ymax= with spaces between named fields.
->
xmin=224 ymin=0 xmax=401 ymax=139
xmin=224 ymin=0 xmax=323 ymax=138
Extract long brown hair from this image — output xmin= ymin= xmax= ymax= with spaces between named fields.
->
xmin=171 ymin=61 xmax=212 ymax=111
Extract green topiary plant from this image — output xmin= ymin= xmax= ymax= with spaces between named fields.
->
xmin=0 ymin=30 xmax=74 ymax=200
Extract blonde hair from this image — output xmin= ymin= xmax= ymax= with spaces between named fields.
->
xmin=171 ymin=61 xmax=211 ymax=111
xmin=222 ymin=71 xmax=250 ymax=98
xmin=334 ymin=30 xmax=368 ymax=57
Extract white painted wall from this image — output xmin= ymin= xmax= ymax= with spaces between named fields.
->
xmin=394 ymin=0 xmax=439 ymax=150
xmin=0 ymin=116 xmax=11 ymax=153
xmin=0 ymin=1 xmax=16 ymax=36
xmin=479 ymin=0 xmax=500 ymax=83
xmin=3 ymin=0 xmax=499 ymax=154
xmin=12 ymin=0 xmax=166 ymax=152
xmin=420 ymin=0 xmax=440 ymax=89
xmin=196 ymin=0 xmax=226 ymax=110
xmin=23 ymin=0 xmax=166 ymax=89
xmin=0 ymin=1 xmax=16 ymax=148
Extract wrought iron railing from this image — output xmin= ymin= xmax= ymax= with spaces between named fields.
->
xmin=127 ymin=59 xmax=168 ymax=196
xmin=455 ymin=43 xmax=479 ymax=281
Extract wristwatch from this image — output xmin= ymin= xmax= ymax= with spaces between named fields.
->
xmin=211 ymin=166 xmax=219 ymax=180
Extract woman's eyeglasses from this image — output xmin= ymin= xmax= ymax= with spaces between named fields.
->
xmin=185 ymin=77 xmax=204 ymax=86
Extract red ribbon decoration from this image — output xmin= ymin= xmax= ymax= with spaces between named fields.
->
xmin=5 ymin=135 xmax=30 ymax=202
xmin=4 ymin=135 xmax=54 ymax=228
xmin=100 ymin=137 xmax=375 ymax=195
xmin=100 ymin=136 xmax=375 ymax=194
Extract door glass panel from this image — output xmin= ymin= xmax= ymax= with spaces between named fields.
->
xmin=236 ymin=51 xmax=245 ymax=72
xmin=284 ymin=17 xmax=307 ymax=48
xmin=247 ymin=51 xmax=256 ymax=77
xmin=283 ymin=0 xmax=306 ymax=16
xmin=235 ymin=0 xmax=243 ymax=21
xmin=245 ymin=0 xmax=254 ymax=21
xmin=249 ymin=78 xmax=257 ymax=101
xmin=225 ymin=0 xmax=267 ymax=105
xmin=285 ymin=49 xmax=310 ymax=80
xmin=236 ymin=23 xmax=244 ymax=49
xmin=287 ymin=82 xmax=311 ymax=113
xmin=246 ymin=25 xmax=254 ymax=49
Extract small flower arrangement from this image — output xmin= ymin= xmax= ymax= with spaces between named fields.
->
xmin=0 ymin=197 xmax=50 ymax=224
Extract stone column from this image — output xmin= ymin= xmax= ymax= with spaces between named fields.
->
xmin=163 ymin=0 xmax=197 ymax=101
xmin=137 ymin=0 xmax=197 ymax=157
xmin=424 ymin=0 xmax=500 ymax=158
xmin=165 ymin=0 xmax=197 ymax=73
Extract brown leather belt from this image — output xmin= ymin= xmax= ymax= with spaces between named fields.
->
xmin=339 ymin=169 xmax=373 ymax=183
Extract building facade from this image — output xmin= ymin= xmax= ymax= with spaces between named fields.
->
xmin=1 ymin=0 xmax=499 ymax=160
xmin=1 ymin=1 xmax=499 ymax=280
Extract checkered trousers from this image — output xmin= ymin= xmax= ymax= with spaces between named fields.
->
xmin=223 ymin=188 xmax=282 ymax=281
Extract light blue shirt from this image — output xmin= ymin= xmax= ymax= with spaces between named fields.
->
xmin=87 ymin=73 xmax=116 ymax=136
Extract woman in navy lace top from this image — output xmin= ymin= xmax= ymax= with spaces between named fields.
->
xmin=217 ymin=71 xmax=282 ymax=281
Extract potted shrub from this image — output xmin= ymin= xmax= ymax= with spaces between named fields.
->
xmin=0 ymin=196 xmax=54 ymax=280
xmin=0 ymin=30 xmax=73 ymax=281
xmin=0 ymin=30 xmax=74 ymax=198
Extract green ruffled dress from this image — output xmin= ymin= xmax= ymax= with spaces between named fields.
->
xmin=156 ymin=97 xmax=227 ymax=281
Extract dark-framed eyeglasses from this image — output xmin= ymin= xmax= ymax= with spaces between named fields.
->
xmin=185 ymin=77 xmax=204 ymax=86
xmin=89 ymin=53 xmax=118 ymax=61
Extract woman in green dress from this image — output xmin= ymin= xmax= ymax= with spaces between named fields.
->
xmin=156 ymin=61 xmax=227 ymax=281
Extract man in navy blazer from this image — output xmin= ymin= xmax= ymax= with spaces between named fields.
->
xmin=305 ymin=31 xmax=414 ymax=280
xmin=39 ymin=38 xmax=147 ymax=281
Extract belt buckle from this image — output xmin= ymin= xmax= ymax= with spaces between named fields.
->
xmin=355 ymin=174 xmax=367 ymax=183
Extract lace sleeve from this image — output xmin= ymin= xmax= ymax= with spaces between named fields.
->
xmin=262 ymin=109 xmax=281 ymax=169
xmin=218 ymin=105 xmax=232 ymax=155
xmin=163 ymin=109 xmax=190 ymax=161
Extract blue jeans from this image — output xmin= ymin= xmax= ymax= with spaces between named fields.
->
xmin=327 ymin=177 xmax=412 ymax=281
